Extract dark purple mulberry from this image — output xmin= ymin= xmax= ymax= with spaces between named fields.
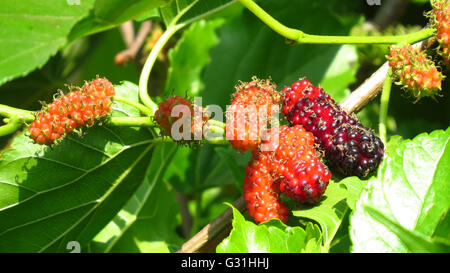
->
xmin=281 ymin=79 xmax=384 ymax=178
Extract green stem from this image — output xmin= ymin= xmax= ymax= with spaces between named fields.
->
xmin=208 ymin=125 xmax=225 ymax=135
xmin=0 ymin=104 xmax=34 ymax=122
xmin=143 ymin=136 xmax=228 ymax=145
xmin=139 ymin=23 xmax=186 ymax=112
xmin=113 ymin=96 xmax=153 ymax=116
xmin=379 ymin=69 xmax=393 ymax=144
xmin=300 ymin=29 xmax=434 ymax=45
xmin=207 ymin=119 xmax=226 ymax=129
xmin=0 ymin=116 xmax=22 ymax=137
xmin=201 ymin=137 xmax=228 ymax=145
xmin=171 ymin=0 xmax=200 ymax=26
xmin=109 ymin=117 xmax=228 ymax=144
xmin=147 ymin=137 xmax=175 ymax=144
xmin=191 ymin=194 xmax=203 ymax=237
xmin=238 ymin=0 xmax=302 ymax=41
xmin=237 ymin=0 xmax=434 ymax=44
xmin=109 ymin=116 xmax=156 ymax=127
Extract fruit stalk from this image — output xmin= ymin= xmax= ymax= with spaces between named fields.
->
xmin=113 ymin=96 xmax=154 ymax=116
xmin=0 ymin=116 xmax=21 ymax=137
xmin=237 ymin=0 xmax=434 ymax=44
xmin=139 ymin=23 xmax=185 ymax=112
xmin=379 ymin=69 xmax=393 ymax=144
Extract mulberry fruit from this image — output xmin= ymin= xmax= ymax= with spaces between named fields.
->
xmin=431 ymin=0 xmax=450 ymax=64
xmin=226 ymin=77 xmax=280 ymax=152
xmin=155 ymin=96 xmax=209 ymax=142
xmin=29 ymin=78 xmax=115 ymax=145
xmin=387 ymin=45 xmax=444 ymax=99
xmin=243 ymin=125 xmax=331 ymax=223
xmin=263 ymin=125 xmax=331 ymax=204
xmin=282 ymin=80 xmax=384 ymax=178
xmin=244 ymin=152 xmax=290 ymax=224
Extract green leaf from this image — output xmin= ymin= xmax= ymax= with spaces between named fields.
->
xmin=164 ymin=144 xmax=235 ymax=194
xmin=164 ymin=18 xmax=225 ymax=97
xmin=0 ymin=81 xmax=155 ymax=252
xmin=90 ymin=143 xmax=182 ymax=253
xmin=0 ymin=0 xmax=95 ymax=86
xmin=339 ymin=176 xmax=369 ymax=211
xmin=202 ymin=0 xmax=360 ymax=108
xmin=113 ymin=81 xmax=143 ymax=117
xmin=291 ymin=180 xmax=349 ymax=250
xmin=302 ymin=222 xmax=324 ymax=253
xmin=364 ymin=206 xmax=450 ymax=253
xmin=350 ymin=128 xmax=450 ymax=252
xmin=68 ymin=0 xmax=170 ymax=41
xmin=328 ymin=210 xmax=352 ymax=252
xmin=77 ymin=30 xmax=141 ymax=84
xmin=319 ymin=45 xmax=359 ymax=102
xmin=385 ymin=135 xmax=403 ymax=155
xmin=215 ymin=146 xmax=251 ymax=191
xmin=433 ymin=211 xmax=450 ymax=240
xmin=217 ymin=205 xmax=310 ymax=253
xmin=188 ymin=186 xmax=239 ymax=237
xmin=160 ymin=0 xmax=236 ymax=27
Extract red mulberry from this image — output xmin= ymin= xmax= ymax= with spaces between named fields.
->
xmin=155 ymin=96 xmax=209 ymax=142
xmin=226 ymin=77 xmax=280 ymax=153
xmin=244 ymin=152 xmax=290 ymax=224
xmin=29 ymin=78 xmax=115 ymax=145
xmin=243 ymin=125 xmax=331 ymax=223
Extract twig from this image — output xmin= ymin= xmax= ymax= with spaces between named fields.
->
xmin=176 ymin=35 xmax=438 ymax=253
xmin=119 ymin=21 xmax=135 ymax=47
xmin=340 ymin=62 xmax=390 ymax=113
xmin=176 ymin=196 xmax=245 ymax=253
xmin=115 ymin=21 xmax=152 ymax=66
xmin=175 ymin=191 xmax=194 ymax=238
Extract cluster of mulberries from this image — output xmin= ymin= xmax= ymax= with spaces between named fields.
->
xmin=225 ymin=77 xmax=280 ymax=153
xmin=282 ymin=80 xmax=385 ymax=178
xmin=155 ymin=96 xmax=209 ymax=142
xmin=29 ymin=78 xmax=115 ymax=146
xmin=244 ymin=125 xmax=331 ymax=223
xmin=155 ymin=77 xmax=386 ymax=224
xmin=387 ymin=45 xmax=444 ymax=99
xmin=432 ymin=0 xmax=450 ymax=64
